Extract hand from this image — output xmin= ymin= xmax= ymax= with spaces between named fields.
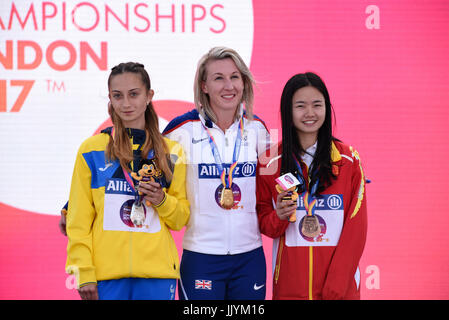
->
xmin=275 ymin=191 xmax=297 ymax=221
xmin=78 ymin=283 xmax=98 ymax=300
xmin=59 ymin=211 xmax=67 ymax=236
xmin=137 ymin=181 xmax=165 ymax=206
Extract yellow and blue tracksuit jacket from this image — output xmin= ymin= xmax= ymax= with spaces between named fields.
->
xmin=65 ymin=128 xmax=189 ymax=287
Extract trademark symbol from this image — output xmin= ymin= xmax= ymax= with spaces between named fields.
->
xmin=46 ymin=79 xmax=65 ymax=93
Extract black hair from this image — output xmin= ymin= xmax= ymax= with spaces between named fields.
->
xmin=280 ymin=72 xmax=337 ymax=195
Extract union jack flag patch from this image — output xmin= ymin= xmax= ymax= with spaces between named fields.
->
xmin=195 ymin=279 xmax=212 ymax=290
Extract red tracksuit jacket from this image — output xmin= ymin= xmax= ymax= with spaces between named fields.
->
xmin=256 ymin=141 xmax=367 ymax=300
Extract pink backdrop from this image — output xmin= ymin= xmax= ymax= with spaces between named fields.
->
xmin=1 ymin=0 xmax=449 ymax=299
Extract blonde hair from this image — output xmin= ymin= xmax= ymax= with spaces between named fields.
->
xmin=106 ymin=62 xmax=172 ymax=182
xmin=194 ymin=47 xmax=255 ymax=123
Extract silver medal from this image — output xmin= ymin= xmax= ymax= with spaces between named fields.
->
xmin=130 ymin=202 xmax=146 ymax=227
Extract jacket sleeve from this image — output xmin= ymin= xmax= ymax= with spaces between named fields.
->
xmin=65 ymin=143 xmax=97 ymax=287
xmin=154 ymin=141 xmax=190 ymax=231
xmin=322 ymin=149 xmax=368 ymax=299
xmin=256 ymin=158 xmax=290 ymax=238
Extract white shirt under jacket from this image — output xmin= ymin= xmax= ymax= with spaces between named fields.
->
xmin=163 ymin=107 xmax=271 ymax=255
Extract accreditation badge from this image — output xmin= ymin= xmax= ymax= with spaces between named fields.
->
xmin=103 ymin=178 xmax=161 ymax=233
xmin=197 ymin=162 xmax=256 ymax=214
xmin=285 ymin=194 xmax=344 ymax=247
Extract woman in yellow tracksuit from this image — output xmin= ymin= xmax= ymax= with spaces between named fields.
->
xmin=65 ymin=62 xmax=189 ymax=300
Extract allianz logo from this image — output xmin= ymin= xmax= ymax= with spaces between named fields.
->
xmin=298 ymin=194 xmax=342 ymax=210
xmin=199 ymin=162 xmax=255 ymax=177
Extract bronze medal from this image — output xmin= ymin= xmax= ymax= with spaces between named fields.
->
xmin=220 ymin=187 xmax=235 ymax=209
xmin=301 ymin=215 xmax=320 ymax=238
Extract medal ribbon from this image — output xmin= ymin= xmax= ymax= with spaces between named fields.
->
xmin=293 ymin=154 xmax=319 ymax=217
xmin=303 ymin=192 xmax=317 ymax=217
xmin=111 ymin=127 xmax=154 ymax=202
xmin=202 ymin=116 xmax=244 ymax=189
xmin=111 ymin=127 xmax=138 ymax=193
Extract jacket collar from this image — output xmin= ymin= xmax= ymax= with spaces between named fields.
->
xmin=199 ymin=105 xmax=245 ymax=129
xmin=331 ymin=141 xmax=342 ymax=163
xmin=101 ymin=126 xmax=146 ymax=145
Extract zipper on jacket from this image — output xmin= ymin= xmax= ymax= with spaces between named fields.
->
xmin=129 ymin=139 xmax=135 ymax=278
xmin=297 ymin=160 xmax=315 ymax=299
xmin=299 ymin=161 xmax=314 ymax=300
xmin=226 ymin=212 xmax=231 ymax=254
xmin=129 ymin=232 xmax=133 ymax=277
xmin=308 ymin=246 xmax=313 ymax=300
xmin=274 ymin=236 xmax=284 ymax=284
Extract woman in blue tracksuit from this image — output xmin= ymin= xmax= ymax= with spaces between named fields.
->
xmin=163 ymin=47 xmax=271 ymax=299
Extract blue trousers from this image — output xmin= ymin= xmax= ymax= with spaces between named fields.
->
xmin=97 ymin=278 xmax=176 ymax=300
xmin=178 ymin=247 xmax=266 ymax=300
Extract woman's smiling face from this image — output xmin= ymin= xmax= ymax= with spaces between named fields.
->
xmin=201 ymin=58 xmax=244 ymax=115
xmin=292 ymin=86 xmax=326 ymax=139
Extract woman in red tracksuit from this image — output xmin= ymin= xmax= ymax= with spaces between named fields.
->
xmin=256 ymin=72 xmax=367 ymax=300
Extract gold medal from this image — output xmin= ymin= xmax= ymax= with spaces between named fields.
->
xmin=220 ymin=187 xmax=235 ymax=209
xmin=301 ymin=215 xmax=320 ymax=238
